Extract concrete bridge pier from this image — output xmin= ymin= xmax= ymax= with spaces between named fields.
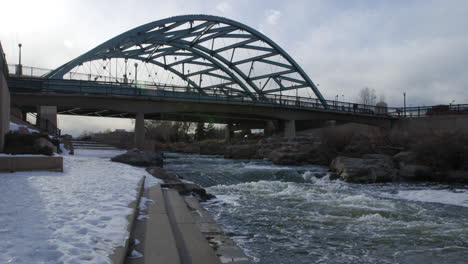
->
xmin=225 ymin=122 xmax=233 ymax=143
xmin=264 ymin=121 xmax=275 ymax=137
xmin=134 ymin=112 xmax=145 ymax=150
xmin=36 ymin=106 xmax=57 ymax=132
xmin=284 ymin=120 xmax=296 ymax=139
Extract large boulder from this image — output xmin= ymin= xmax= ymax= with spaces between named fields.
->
xmin=398 ymin=164 xmax=433 ymax=181
xmin=393 ymin=151 xmax=419 ymax=167
xmin=444 ymin=170 xmax=468 ymax=183
xmin=330 ymin=155 xmax=397 ymax=183
xmin=111 ymin=149 xmax=163 ymax=167
xmin=146 ymin=167 xmax=179 ymax=183
xmin=224 ymin=144 xmax=259 ymax=159
xmin=34 ymin=137 xmax=57 ymax=154
xmin=161 ymin=182 xmax=215 ymax=201
xmin=199 ymin=141 xmax=225 ymax=155
xmin=267 ymin=142 xmax=330 ymax=166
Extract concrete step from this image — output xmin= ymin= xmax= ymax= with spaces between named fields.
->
xmin=125 ymin=185 xmax=221 ymax=264
xmin=71 ymin=140 xmax=119 ymax=150
xmin=144 ymin=186 xmax=181 ymax=263
xmin=184 ymin=197 xmax=252 ymax=264
xmin=164 ymin=189 xmax=221 ymax=264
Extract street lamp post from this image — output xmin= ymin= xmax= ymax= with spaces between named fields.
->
xmin=17 ymin=43 xmax=23 ymax=76
xmin=134 ymin=63 xmax=138 ymax=85
xmin=124 ymin=58 xmax=128 ymax=84
xmin=403 ymin=92 xmax=406 ymax=117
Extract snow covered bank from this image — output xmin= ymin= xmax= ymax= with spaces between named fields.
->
xmin=0 ymin=149 xmax=152 ymax=264
xmin=9 ymin=121 xmax=39 ymax=133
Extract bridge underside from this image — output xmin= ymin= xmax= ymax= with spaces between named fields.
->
xmin=11 ymin=92 xmax=393 ymax=131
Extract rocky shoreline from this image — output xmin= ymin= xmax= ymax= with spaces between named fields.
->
xmin=110 ymin=149 xmax=215 ymax=201
xmin=155 ymin=135 xmax=468 ymax=184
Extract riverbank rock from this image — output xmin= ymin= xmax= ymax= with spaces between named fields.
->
xmin=162 ymin=182 xmax=215 ymax=201
xmin=146 ymin=167 xmax=179 ymax=183
xmin=398 ymin=164 xmax=433 ymax=181
xmin=224 ymin=144 xmax=259 ymax=159
xmin=444 ymin=170 xmax=468 ymax=183
xmin=34 ymin=137 xmax=57 ymax=154
xmin=111 ymin=149 xmax=163 ymax=167
xmin=199 ymin=141 xmax=226 ymax=155
xmin=330 ymin=155 xmax=397 ymax=183
xmin=393 ymin=151 xmax=419 ymax=166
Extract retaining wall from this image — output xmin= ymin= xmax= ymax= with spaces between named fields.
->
xmin=0 ymin=41 xmax=10 ymax=152
xmin=0 ymin=156 xmax=63 ymax=172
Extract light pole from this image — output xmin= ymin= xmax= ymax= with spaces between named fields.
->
xmin=403 ymin=92 xmax=406 ymax=117
xmin=124 ymin=58 xmax=128 ymax=84
xmin=134 ymin=63 xmax=138 ymax=85
xmin=17 ymin=43 xmax=23 ymax=75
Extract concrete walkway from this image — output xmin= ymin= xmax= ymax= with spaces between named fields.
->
xmin=125 ymin=184 xmax=251 ymax=264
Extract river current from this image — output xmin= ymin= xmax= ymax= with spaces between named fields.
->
xmin=164 ymin=152 xmax=468 ymax=264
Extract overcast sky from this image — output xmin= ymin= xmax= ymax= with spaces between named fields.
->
xmin=1 ymin=0 xmax=467 ymax=135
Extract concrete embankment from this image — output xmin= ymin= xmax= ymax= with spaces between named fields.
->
xmin=125 ymin=183 xmax=251 ymax=264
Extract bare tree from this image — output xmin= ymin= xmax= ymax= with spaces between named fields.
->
xmin=358 ymin=87 xmax=377 ymax=105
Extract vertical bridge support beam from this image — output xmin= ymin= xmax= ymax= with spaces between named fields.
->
xmin=0 ymin=70 xmax=10 ymax=152
xmin=264 ymin=121 xmax=275 ymax=138
xmin=36 ymin=106 xmax=57 ymax=134
xmin=134 ymin=112 xmax=145 ymax=150
xmin=284 ymin=120 xmax=296 ymax=139
xmin=225 ymin=122 xmax=233 ymax=143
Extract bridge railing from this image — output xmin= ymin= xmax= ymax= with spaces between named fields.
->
xmin=8 ymin=64 xmax=191 ymax=88
xmin=388 ymin=104 xmax=468 ymax=118
xmin=8 ymin=76 xmax=401 ymax=117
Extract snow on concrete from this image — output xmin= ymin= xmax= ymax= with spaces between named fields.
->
xmin=9 ymin=121 xmax=39 ymax=133
xmin=0 ymin=149 xmax=150 ymax=264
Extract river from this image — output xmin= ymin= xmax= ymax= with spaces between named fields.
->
xmin=164 ymin=152 xmax=468 ymax=264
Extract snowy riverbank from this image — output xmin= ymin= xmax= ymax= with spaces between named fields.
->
xmin=0 ymin=149 xmax=158 ymax=264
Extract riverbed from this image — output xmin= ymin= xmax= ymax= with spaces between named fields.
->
xmin=164 ymin=152 xmax=468 ymax=264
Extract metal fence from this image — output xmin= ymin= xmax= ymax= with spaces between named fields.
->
xmin=388 ymin=104 xmax=468 ymax=118
xmin=8 ymin=66 xmax=468 ymax=119
xmin=8 ymin=76 xmax=398 ymax=117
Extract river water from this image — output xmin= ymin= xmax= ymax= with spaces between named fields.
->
xmin=164 ymin=152 xmax=468 ymax=264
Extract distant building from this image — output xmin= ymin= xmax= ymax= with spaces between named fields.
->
xmin=114 ymin=129 xmax=126 ymax=133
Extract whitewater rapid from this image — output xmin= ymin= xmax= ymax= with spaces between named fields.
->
xmin=164 ymin=152 xmax=468 ymax=264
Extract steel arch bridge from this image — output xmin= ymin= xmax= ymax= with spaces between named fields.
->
xmin=45 ymin=14 xmax=328 ymax=107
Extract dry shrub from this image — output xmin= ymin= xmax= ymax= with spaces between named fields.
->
xmin=411 ymin=130 xmax=468 ymax=170
xmin=319 ymin=125 xmax=356 ymax=153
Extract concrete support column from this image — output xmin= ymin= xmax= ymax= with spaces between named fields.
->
xmin=36 ymin=106 xmax=57 ymax=130
xmin=134 ymin=112 xmax=145 ymax=150
xmin=225 ymin=123 xmax=233 ymax=143
xmin=284 ymin=120 xmax=296 ymax=139
xmin=264 ymin=121 xmax=275 ymax=138
xmin=0 ymin=72 xmax=10 ymax=152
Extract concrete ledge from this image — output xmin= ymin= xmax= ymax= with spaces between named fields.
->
xmin=109 ymin=176 xmax=146 ymax=264
xmin=0 ymin=156 xmax=63 ymax=172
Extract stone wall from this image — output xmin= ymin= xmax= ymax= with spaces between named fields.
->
xmin=0 ymin=42 xmax=10 ymax=152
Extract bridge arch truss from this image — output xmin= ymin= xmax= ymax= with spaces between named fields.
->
xmin=46 ymin=15 xmax=327 ymax=106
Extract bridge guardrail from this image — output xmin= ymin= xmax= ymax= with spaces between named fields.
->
xmin=8 ymin=76 xmax=398 ymax=118
xmin=388 ymin=104 xmax=468 ymax=118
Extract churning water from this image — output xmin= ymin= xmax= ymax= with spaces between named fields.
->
xmin=164 ymin=153 xmax=468 ymax=264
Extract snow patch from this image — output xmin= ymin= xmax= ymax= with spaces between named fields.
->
xmin=0 ymin=149 xmax=147 ymax=263
xmin=9 ymin=121 xmax=39 ymax=133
